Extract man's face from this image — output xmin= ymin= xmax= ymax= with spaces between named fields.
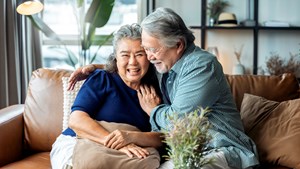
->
xmin=141 ymin=31 xmax=182 ymax=74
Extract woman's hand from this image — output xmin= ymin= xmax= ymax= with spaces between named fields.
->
xmin=118 ymin=143 xmax=149 ymax=158
xmin=67 ymin=64 xmax=96 ymax=90
xmin=137 ymin=85 xmax=161 ymax=116
xmin=104 ymin=130 xmax=132 ymax=150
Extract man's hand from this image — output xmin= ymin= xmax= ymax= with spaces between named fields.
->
xmin=118 ymin=143 xmax=149 ymax=158
xmin=104 ymin=130 xmax=132 ymax=150
xmin=67 ymin=64 xmax=96 ymax=90
xmin=137 ymin=85 xmax=161 ymax=116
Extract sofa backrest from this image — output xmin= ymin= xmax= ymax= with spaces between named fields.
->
xmin=23 ymin=68 xmax=300 ymax=152
xmin=24 ymin=68 xmax=71 ymax=152
xmin=225 ymin=73 xmax=300 ymax=111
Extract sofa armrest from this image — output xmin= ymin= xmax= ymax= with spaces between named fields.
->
xmin=0 ymin=104 xmax=24 ymax=167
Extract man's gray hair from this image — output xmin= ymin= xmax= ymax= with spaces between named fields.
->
xmin=141 ymin=7 xmax=195 ymax=49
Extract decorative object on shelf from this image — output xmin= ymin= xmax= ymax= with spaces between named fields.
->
xmin=232 ymin=44 xmax=245 ymax=75
xmin=240 ymin=0 xmax=256 ymax=26
xmin=265 ymin=52 xmax=300 ymax=75
xmin=207 ymin=46 xmax=219 ymax=59
xmin=16 ymin=0 xmax=115 ymax=68
xmin=217 ymin=12 xmax=238 ymax=27
xmin=264 ymin=20 xmax=290 ymax=27
xmin=163 ymin=107 xmax=213 ymax=169
xmin=207 ymin=0 xmax=230 ymax=26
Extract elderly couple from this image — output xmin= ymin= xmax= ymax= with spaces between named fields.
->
xmin=50 ymin=7 xmax=259 ymax=169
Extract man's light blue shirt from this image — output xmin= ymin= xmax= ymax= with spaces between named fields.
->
xmin=150 ymin=43 xmax=259 ymax=169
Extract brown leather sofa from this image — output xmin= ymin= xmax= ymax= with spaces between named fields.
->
xmin=0 ymin=68 xmax=299 ymax=169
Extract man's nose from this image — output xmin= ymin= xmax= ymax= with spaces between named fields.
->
xmin=147 ymin=52 xmax=155 ymax=61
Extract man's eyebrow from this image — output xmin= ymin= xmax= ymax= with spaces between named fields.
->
xmin=136 ymin=49 xmax=146 ymax=53
xmin=119 ymin=50 xmax=129 ymax=53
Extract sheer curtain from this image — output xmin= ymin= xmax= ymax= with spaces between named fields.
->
xmin=0 ymin=0 xmax=42 ymax=109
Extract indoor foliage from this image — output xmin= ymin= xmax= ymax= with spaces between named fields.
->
xmin=163 ymin=107 xmax=213 ymax=169
xmin=265 ymin=52 xmax=300 ymax=75
xmin=207 ymin=0 xmax=230 ymax=23
xmin=28 ymin=0 xmax=115 ymax=68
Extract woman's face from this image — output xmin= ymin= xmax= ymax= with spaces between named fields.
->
xmin=116 ymin=38 xmax=149 ymax=90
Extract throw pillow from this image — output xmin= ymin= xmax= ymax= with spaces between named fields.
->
xmin=240 ymin=93 xmax=300 ymax=168
xmin=72 ymin=121 xmax=160 ymax=169
xmin=62 ymin=77 xmax=85 ymax=131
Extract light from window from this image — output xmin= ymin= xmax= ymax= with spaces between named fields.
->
xmin=41 ymin=0 xmax=138 ymax=70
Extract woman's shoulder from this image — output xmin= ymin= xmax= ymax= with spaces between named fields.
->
xmin=88 ymin=69 xmax=112 ymax=79
xmin=84 ymin=69 xmax=112 ymax=84
xmin=87 ymin=69 xmax=122 ymax=85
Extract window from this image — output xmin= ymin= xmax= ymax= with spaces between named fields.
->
xmin=41 ymin=0 xmax=142 ymax=70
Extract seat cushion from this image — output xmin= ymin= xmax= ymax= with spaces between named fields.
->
xmin=1 ymin=152 xmax=51 ymax=169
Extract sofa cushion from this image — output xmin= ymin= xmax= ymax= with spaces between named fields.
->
xmin=73 ymin=121 xmax=160 ymax=169
xmin=240 ymin=93 xmax=300 ymax=168
xmin=225 ymin=73 xmax=300 ymax=111
xmin=62 ymin=77 xmax=85 ymax=131
xmin=24 ymin=68 xmax=71 ymax=152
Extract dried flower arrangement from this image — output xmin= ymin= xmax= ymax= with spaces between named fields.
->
xmin=163 ymin=107 xmax=213 ymax=169
xmin=234 ymin=44 xmax=244 ymax=64
xmin=265 ymin=52 xmax=300 ymax=75
xmin=207 ymin=0 xmax=230 ymax=23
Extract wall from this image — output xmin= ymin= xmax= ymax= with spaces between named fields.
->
xmin=155 ymin=0 xmax=300 ymax=75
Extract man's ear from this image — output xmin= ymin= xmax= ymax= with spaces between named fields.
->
xmin=176 ymin=39 xmax=185 ymax=54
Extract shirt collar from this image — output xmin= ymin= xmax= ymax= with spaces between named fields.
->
xmin=170 ymin=43 xmax=196 ymax=74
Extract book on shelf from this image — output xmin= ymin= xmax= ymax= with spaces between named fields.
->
xmin=264 ymin=20 xmax=290 ymax=27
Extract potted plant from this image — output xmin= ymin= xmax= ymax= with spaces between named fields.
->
xmin=27 ymin=0 xmax=115 ymax=68
xmin=207 ymin=0 xmax=230 ymax=26
xmin=163 ymin=107 xmax=213 ymax=169
xmin=265 ymin=52 xmax=300 ymax=75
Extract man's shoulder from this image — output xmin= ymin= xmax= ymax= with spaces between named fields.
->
xmin=182 ymin=48 xmax=216 ymax=69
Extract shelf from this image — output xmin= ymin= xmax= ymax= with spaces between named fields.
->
xmin=258 ymin=26 xmax=300 ymax=30
xmin=190 ymin=26 xmax=300 ymax=30
xmin=190 ymin=26 xmax=255 ymax=30
xmin=198 ymin=0 xmax=300 ymax=75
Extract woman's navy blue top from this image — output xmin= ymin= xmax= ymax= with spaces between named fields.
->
xmin=62 ymin=69 xmax=151 ymax=136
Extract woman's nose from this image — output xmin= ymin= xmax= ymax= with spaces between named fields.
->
xmin=129 ymin=55 xmax=137 ymax=64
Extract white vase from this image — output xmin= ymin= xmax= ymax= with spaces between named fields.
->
xmin=232 ymin=63 xmax=245 ymax=75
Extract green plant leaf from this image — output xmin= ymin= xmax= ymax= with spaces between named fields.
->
xmin=83 ymin=0 xmax=114 ymax=50
xmin=28 ymin=15 xmax=62 ymax=43
xmin=77 ymin=0 xmax=84 ymax=7
xmin=85 ymin=0 xmax=115 ymax=27
xmin=89 ymin=33 xmax=114 ymax=63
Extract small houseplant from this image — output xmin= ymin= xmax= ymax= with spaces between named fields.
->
xmin=207 ymin=0 xmax=230 ymax=25
xmin=232 ymin=44 xmax=246 ymax=74
xmin=163 ymin=107 xmax=213 ymax=169
xmin=265 ymin=52 xmax=300 ymax=75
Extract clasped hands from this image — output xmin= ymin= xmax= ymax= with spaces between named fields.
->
xmin=103 ymin=130 xmax=149 ymax=159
